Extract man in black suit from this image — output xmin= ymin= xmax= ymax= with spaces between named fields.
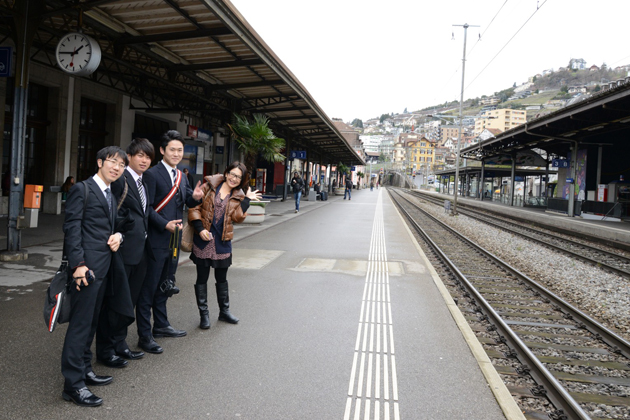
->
xmin=61 ymin=146 xmax=128 ymax=407
xmin=96 ymin=138 xmax=156 ymax=366
xmin=136 ymin=130 xmax=203 ymax=354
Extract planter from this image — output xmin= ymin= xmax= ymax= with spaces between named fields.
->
xmin=333 ymin=188 xmax=345 ymax=196
xmin=243 ymin=201 xmax=269 ymax=224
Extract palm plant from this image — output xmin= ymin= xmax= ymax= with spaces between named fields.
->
xmin=227 ymin=113 xmax=286 ymax=183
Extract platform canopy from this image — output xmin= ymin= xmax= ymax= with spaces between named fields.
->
xmin=1 ymin=0 xmax=364 ymax=165
xmin=461 ymin=82 xmax=630 ymax=161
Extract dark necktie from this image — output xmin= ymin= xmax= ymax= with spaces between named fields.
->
xmin=105 ymin=187 xmax=112 ymax=212
xmin=172 ymin=169 xmax=177 ymax=185
xmin=137 ymin=177 xmax=146 ymax=211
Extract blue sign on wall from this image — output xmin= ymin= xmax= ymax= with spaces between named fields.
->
xmin=552 ymin=159 xmax=569 ymax=168
xmin=215 ymin=146 xmax=224 ymax=154
xmin=290 ymin=150 xmax=306 ymax=160
xmin=0 ymin=47 xmax=12 ymax=77
xmin=351 ymin=166 xmax=356 ymax=171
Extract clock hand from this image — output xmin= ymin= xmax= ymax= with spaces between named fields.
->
xmin=69 ymin=47 xmax=75 ymax=67
xmin=74 ymin=45 xmax=84 ymax=54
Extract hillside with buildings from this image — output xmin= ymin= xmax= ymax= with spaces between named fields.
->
xmin=344 ymin=60 xmax=630 ymax=178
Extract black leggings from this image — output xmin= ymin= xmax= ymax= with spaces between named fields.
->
xmin=195 ymin=264 xmax=228 ymax=285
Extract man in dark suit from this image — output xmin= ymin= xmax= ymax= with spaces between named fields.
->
xmin=96 ymin=138 xmax=156 ymax=366
xmin=61 ymin=146 xmax=128 ymax=407
xmin=136 ymin=130 xmax=203 ymax=354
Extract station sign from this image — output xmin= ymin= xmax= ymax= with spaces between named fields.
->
xmin=0 ymin=47 xmax=11 ymax=77
xmin=566 ymin=178 xmax=574 ymax=184
xmin=290 ymin=150 xmax=306 ymax=160
xmin=187 ymin=125 xmax=198 ymax=138
xmin=552 ymin=159 xmax=570 ymax=168
xmin=197 ymin=128 xmax=212 ymax=141
xmin=351 ymin=166 xmax=356 ymax=171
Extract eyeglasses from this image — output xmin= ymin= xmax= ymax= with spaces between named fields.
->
xmin=105 ymin=159 xmax=126 ymax=169
xmin=228 ymin=172 xmax=242 ymax=180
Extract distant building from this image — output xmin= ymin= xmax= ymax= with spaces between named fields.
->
xmin=569 ymin=58 xmax=587 ymax=70
xmin=589 ymin=65 xmax=600 ymax=72
xmin=407 ymin=137 xmax=436 ymax=172
xmin=479 ymin=97 xmax=500 ymax=106
xmin=474 ymin=109 xmax=526 ymax=134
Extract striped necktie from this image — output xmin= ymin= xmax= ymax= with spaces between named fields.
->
xmin=137 ymin=177 xmax=146 ymax=212
xmin=172 ymin=169 xmax=177 ymax=185
xmin=105 ymin=188 xmax=112 ymax=212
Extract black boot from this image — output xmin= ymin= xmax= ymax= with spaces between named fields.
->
xmin=216 ymin=282 xmax=239 ymax=324
xmin=194 ymin=284 xmax=210 ymax=329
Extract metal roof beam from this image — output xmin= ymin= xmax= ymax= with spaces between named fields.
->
xmin=115 ymin=28 xmax=233 ymax=45
xmin=169 ymin=58 xmax=263 ymax=72
xmin=209 ymin=79 xmax=284 ymax=90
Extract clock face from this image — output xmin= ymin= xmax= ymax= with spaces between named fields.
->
xmin=55 ymin=33 xmax=101 ymax=76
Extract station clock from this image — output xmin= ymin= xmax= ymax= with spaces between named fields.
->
xmin=55 ymin=32 xmax=102 ymax=76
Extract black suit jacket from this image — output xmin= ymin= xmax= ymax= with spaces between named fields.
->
xmin=112 ymin=169 xmax=155 ymax=265
xmin=63 ymin=177 xmax=116 ymax=278
xmin=144 ymin=162 xmax=200 ymax=250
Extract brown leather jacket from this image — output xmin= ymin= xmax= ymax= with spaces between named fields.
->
xmin=188 ymin=174 xmax=247 ymax=242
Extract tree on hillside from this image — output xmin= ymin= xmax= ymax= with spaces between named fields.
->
xmin=403 ymin=107 xmax=408 ymax=114
xmin=351 ymin=118 xmax=363 ymax=128
xmin=380 ymin=114 xmax=389 ymax=123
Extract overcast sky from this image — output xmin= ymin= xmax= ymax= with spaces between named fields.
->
xmin=229 ymin=0 xmax=630 ymax=123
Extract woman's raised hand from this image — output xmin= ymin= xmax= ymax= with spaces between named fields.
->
xmin=246 ymin=188 xmax=262 ymax=201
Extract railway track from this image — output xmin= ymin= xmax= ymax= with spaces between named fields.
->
xmin=388 ymin=188 xmax=630 ymax=420
xmin=407 ymin=189 xmax=630 ymax=279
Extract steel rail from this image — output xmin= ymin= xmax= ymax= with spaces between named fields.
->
xmin=410 ymin=189 xmax=630 ymax=279
xmin=389 ymin=188 xmax=623 ymax=419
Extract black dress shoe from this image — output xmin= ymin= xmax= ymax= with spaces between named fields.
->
xmin=152 ymin=325 xmax=187 ymax=338
xmin=97 ymin=355 xmax=128 ymax=369
xmin=85 ymin=371 xmax=113 ymax=386
xmin=116 ymin=348 xmax=145 ymax=360
xmin=62 ymin=387 xmax=103 ymax=407
xmin=138 ymin=336 xmax=163 ymax=354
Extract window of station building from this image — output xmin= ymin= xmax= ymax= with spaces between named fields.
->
xmin=77 ymin=98 xmax=107 ymax=182
xmin=3 ymin=80 xmax=49 ymax=188
xmin=133 ymin=114 xmax=171 ymax=165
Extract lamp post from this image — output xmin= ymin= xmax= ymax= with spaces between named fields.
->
xmin=452 ymin=23 xmax=478 ymax=215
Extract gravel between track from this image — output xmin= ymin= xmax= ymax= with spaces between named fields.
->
xmin=408 ymin=193 xmax=630 ymax=342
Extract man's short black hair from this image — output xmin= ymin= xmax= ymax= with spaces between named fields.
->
xmin=127 ymin=138 xmax=155 ymax=160
xmin=161 ymin=130 xmax=184 ymax=149
xmin=96 ymin=146 xmax=128 ymax=167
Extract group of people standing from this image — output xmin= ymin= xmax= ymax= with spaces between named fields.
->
xmin=60 ymin=130 xmax=260 ymax=407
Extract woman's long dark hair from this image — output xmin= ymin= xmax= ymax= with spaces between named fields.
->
xmin=223 ymin=161 xmax=249 ymax=191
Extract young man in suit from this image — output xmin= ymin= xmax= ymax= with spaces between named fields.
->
xmin=136 ymin=130 xmax=203 ymax=354
xmin=95 ymin=138 xmax=156 ymax=366
xmin=61 ymin=146 xmax=128 ymax=407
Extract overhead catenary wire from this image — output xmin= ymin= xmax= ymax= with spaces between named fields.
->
xmin=465 ymin=0 xmax=548 ymax=93
xmin=467 ymin=0 xmax=509 ymax=57
xmin=431 ymin=0 xmax=510 ymax=105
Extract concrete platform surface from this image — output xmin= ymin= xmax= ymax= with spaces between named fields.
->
xmin=0 ymin=188 xmax=511 ymax=419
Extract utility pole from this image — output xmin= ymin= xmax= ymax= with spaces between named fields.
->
xmin=452 ymin=23 xmax=478 ymax=216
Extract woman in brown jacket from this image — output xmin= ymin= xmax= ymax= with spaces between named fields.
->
xmin=188 ymin=161 xmax=261 ymax=329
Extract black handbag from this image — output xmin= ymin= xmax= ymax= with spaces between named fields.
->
xmin=43 ymin=259 xmax=71 ymax=332
xmin=44 ymin=180 xmax=91 ymax=332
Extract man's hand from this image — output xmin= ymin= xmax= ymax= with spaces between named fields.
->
xmin=165 ymin=219 xmax=183 ymax=233
xmin=108 ymin=233 xmax=121 ymax=252
xmin=73 ymin=266 xmax=90 ymax=291
xmin=192 ymin=181 xmax=204 ymax=200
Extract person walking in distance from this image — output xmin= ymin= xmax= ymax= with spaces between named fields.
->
xmin=136 ymin=130 xmax=203 ymax=354
xmin=188 ymin=161 xmax=261 ymax=328
xmin=96 ymin=138 xmax=156 ymax=365
xmin=344 ymin=176 xmax=353 ymax=200
xmin=61 ymin=146 xmax=128 ymax=407
xmin=291 ymin=171 xmax=304 ymax=213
